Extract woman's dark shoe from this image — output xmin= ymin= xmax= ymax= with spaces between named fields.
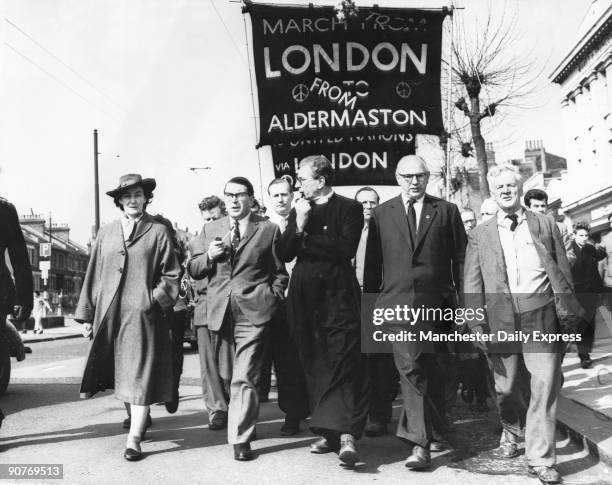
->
xmin=124 ymin=447 xmax=143 ymax=461
xmin=233 ymin=443 xmax=254 ymax=461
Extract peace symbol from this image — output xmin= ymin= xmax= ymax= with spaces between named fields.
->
xmin=396 ymin=81 xmax=412 ymax=99
xmin=292 ymin=84 xmax=310 ymax=102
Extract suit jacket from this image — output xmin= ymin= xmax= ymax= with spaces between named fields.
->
xmin=363 ymin=193 xmax=466 ymax=311
xmin=187 ymin=213 xmax=288 ymax=331
xmin=0 ymin=198 xmax=33 ymax=317
xmin=464 ymin=209 xmax=583 ymax=332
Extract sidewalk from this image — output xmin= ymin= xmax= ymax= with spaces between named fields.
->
xmin=21 ymin=317 xmax=83 ymax=343
xmin=558 ymin=303 xmax=612 ymax=469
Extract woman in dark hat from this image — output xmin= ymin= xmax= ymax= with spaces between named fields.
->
xmin=75 ymin=174 xmax=181 ymax=461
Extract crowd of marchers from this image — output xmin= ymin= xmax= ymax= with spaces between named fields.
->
xmin=2 ymin=154 xmax=611 ymax=485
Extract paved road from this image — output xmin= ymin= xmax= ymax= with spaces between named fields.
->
xmin=0 ymin=340 xmax=609 ymax=485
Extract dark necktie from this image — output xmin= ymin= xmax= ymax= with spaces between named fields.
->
xmin=128 ymin=220 xmax=138 ymax=240
xmin=231 ymin=221 xmax=241 ymax=251
xmin=507 ymin=214 xmax=518 ymax=232
xmin=406 ymin=198 xmax=417 ymax=245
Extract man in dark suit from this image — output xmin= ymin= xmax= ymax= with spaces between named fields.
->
xmin=188 ymin=177 xmax=288 ymax=461
xmin=364 ymin=155 xmax=466 ymax=470
xmin=282 ymin=155 xmax=370 ymax=467
xmin=464 ymin=167 xmax=581 ymax=484
xmin=0 ymin=197 xmax=33 ymax=426
xmin=190 ymin=195 xmax=230 ymax=430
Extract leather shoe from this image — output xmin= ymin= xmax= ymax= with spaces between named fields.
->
xmin=404 ymin=445 xmax=431 ymax=469
xmin=309 ymin=437 xmax=335 ymax=454
xmin=122 ymin=413 xmax=152 ymax=430
xmin=579 ymin=355 xmax=593 ymax=369
xmin=280 ymin=417 xmax=300 ymax=436
xmin=527 ymin=465 xmax=561 ymax=484
xmin=123 ymin=447 xmax=143 ymax=461
xmin=208 ymin=414 xmax=227 ymax=431
xmin=338 ymin=434 xmax=359 ymax=466
xmin=499 ymin=430 xmax=518 ymax=458
xmin=233 ymin=443 xmax=254 ymax=461
xmin=364 ymin=421 xmax=387 ymax=437
xmin=165 ymin=390 xmax=179 ymax=414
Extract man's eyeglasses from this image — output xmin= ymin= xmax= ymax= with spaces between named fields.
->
xmin=296 ymin=176 xmax=319 ymax=185
xmin=224 ymin=192 xmax=249 ymax=200
xmin=396 ymin=172 xmax=429 ymax=182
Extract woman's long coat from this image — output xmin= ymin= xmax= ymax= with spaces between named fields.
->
xmin=75 ymin=213 xmax=180 ymax=404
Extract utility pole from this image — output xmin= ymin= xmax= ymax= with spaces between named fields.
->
xmin=93 ymin=129 xmax=100 ymax=236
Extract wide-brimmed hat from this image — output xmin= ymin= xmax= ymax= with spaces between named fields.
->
xmin=106 ymin=174 xmax=156 ymax=198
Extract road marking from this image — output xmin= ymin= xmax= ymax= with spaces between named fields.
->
xmin=42 ymin=365 xmax=64 ymax=372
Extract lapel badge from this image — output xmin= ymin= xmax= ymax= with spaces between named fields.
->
xmin=425 ymin=214 xmax=431 ymax=219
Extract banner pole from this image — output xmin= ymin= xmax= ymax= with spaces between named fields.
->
xmin=445 ymin=4 xmax=454 ymax=202
xmin=242 ymin=11 xmax=265 ymax=202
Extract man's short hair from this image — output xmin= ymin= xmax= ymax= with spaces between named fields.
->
xmin=354 ymin=186 xmax=380 ymax=203
xmin=198 ymin=195 xmax=226 ymax=213
xmin=268 ymin=177 xmax=293 ymax=194
xmin=299 ymin=155 xmax=334 ymax=186
xmin=488 ymin=165 xmax=523 ymax=188
xmin=573 ymin=221 xmax=591 ymax=233
xmin=226 ymin=176 xmax=254 ymax=196
xmin=524 ymin=189 xmax=548 ymax=207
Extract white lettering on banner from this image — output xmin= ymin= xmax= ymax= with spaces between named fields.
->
xmin=267 ymin=109 xmax=427 ymax=133
xmin=263 ymin=42 xmax=428 ymax=79
xmin=310 ymin=78 xmax=358 ymax=110
xmin=285 ymin=152 xmax=387 ymax=171
xmin=262 ymin=14 xmax=429 ymax=35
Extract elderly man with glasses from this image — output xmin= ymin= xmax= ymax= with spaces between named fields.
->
xmin=364 ymin=155 xmax=466 ymax=470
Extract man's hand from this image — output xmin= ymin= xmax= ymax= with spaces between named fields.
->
xmin=12 ymin=305 xmax=27 ymax=322
xmin=294 ymin=198 xmax=311 ymax=233
xmin=207 ymin=240 xmax=226 ymax=261
xmin=82 ymin=323 xmax=93 ymax=340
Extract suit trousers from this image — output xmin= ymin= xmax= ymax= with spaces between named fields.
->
xmin=222 ymin=299 xmax=270 ymax=445
xmin=367 ymin=353 xmax=399 ymax=425
xmin=392 ymin=340 xmax=447 ymax=448
xmin=487 ymin=304 xmax=563 ymax=467
xmin=196 ymin=325 xmax=231 ymax=420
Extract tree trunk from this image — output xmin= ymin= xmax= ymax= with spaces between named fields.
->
xmin=468 ymin=95 xmax=491 ymax=199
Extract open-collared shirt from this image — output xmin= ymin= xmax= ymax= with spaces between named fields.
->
xmin=497 ymin=207 xmax=552 ymax=300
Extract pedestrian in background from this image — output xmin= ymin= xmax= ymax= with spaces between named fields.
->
xmin=75 ymin=174 xmax=180 ymax=462
xmin=568 ymin=221 xmax=606 ymax=368
xmin=32 ymin=290 xmax=52 ymax=334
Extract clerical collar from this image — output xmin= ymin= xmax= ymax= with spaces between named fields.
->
xmin=313 ymin=189 xmax=334 ymax=205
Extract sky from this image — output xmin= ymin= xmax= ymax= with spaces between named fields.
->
xmin=0 ymin=0 xmax=592 ymax=245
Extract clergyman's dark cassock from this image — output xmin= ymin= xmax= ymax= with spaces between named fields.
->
xmin=364 ymin=193 xmax=466 ymax=449
xmin=282 ymin=193 xmax=370 ymax=441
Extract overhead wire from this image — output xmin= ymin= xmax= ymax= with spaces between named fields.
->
xmin=4 ymin=18 xmax=126 ymax=113
xmin=210 ymin=0 xmax=248 ymax=65
xmin=4 ymin=42 xmax=120 ymax=121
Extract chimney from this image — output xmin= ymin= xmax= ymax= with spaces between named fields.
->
xmin=50 ymin=223 xmax=70 ymax=242
xmin=19 ymin=213 xmax=46 ymax=234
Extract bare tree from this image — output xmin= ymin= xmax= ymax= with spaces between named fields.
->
xmin=449 ymin=1 xmax=543 ymax=199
